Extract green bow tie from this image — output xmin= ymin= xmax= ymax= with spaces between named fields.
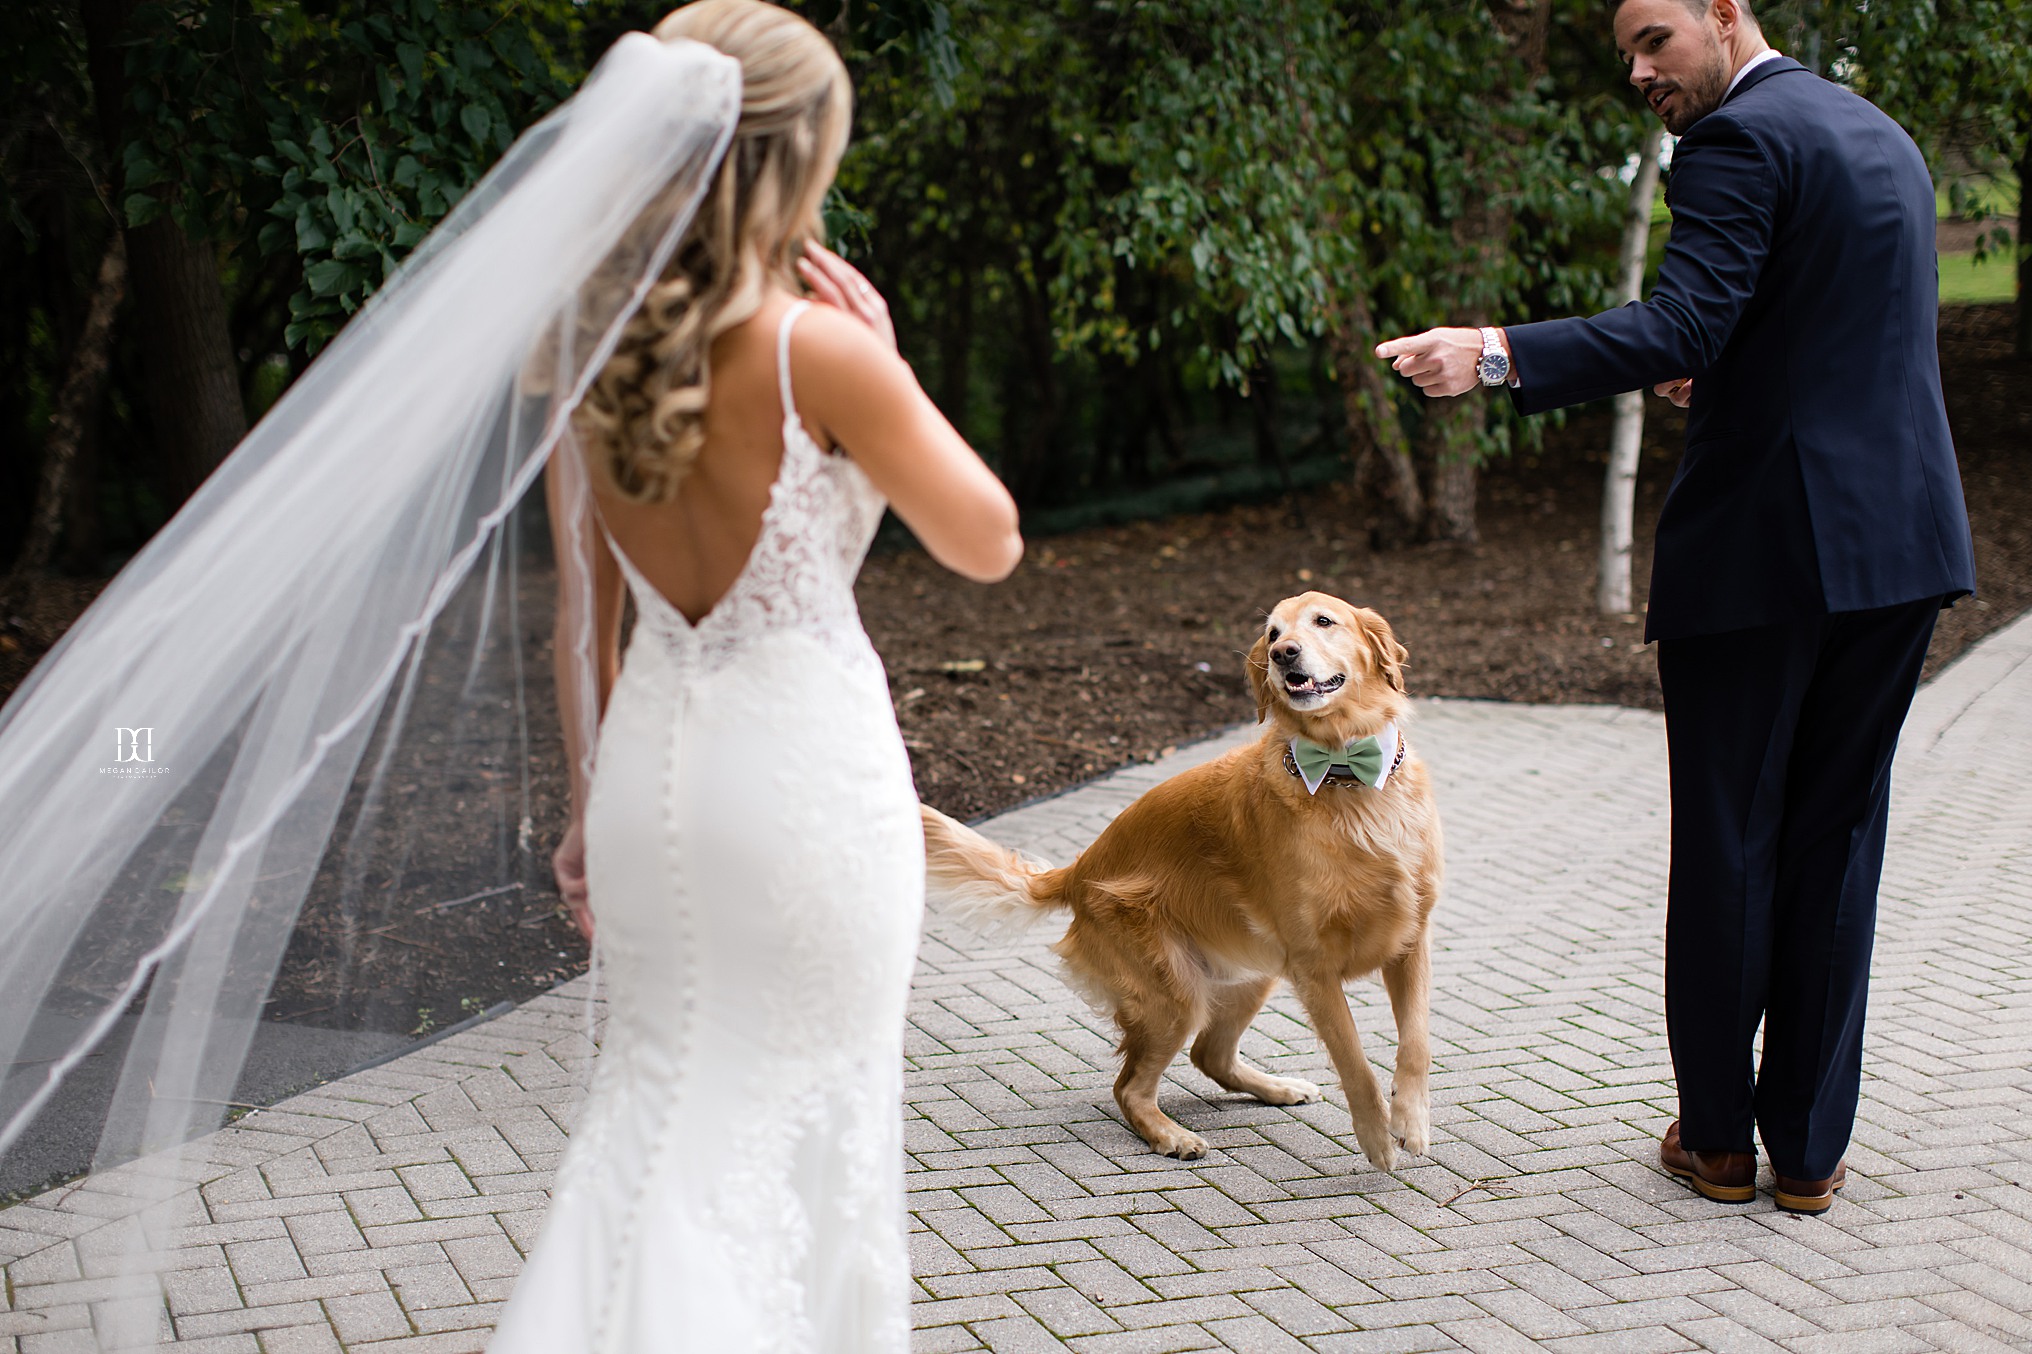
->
xmin=1292 ymin=734 xmax=1386 ymax=788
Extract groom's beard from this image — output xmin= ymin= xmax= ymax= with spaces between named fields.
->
xmin=1642 ymin=42 xmax=1731 ymax=135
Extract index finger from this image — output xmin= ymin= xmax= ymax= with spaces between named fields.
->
xmin=1373 ymin=334 xmax=1426 ymax=360
xmin=807 ymin=241 xmax=868 ymax=288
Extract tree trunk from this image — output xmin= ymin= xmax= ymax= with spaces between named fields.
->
xmin=1001 ymin=266 xmax=1061 ymax=503
xmin=1423 ymin=399 xmax=1481 ymax=545
xmin=126 ymin=221 xmax=247 ymax=496
xmin=1273 ymin=24 xmax=1422 ymax=547
xmin=1330 ymin=299 xmax=1422 ymax=549
xmin=1249 ymin=358 xmax=1292 ymax=486
xmin=6 ymin=236 xmax=127 ymax=587
xmin=937 ymin=265 xmax=973 ymax=432
xmin=1599 ymin=123 xmax=1665 ymax=615
xmin=1148 ymin=354 xmax=1186 ymax=474
xmin=1419 ymin=175 xmax=1498 ymax=544
xmin=80 ymin=0 xmax=247 ymax=505
xmin=2018 ymin=110 xmax=2031 ymax=359
xmin=1411 ymin=0 xmax=1553 ymax=546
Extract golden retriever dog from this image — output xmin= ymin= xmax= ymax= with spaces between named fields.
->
xmin=919 ymin=592 xmax=1442 ymax=1171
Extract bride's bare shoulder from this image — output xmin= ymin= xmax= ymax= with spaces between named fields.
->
xmin=783 ymin=302 xmax=913 ymax=406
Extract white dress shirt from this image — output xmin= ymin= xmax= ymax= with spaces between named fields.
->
xmin=1725 ymin=48 xmax=1784 ymax=101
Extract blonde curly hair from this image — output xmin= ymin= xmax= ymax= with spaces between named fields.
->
xmin=575 ymin=0 xmax=851 ymax=504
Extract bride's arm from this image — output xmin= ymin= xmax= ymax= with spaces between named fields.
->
xmin=544 ymin=455 xmax=626 ymax=819
xmin=791 ymin=255 xmax=1022 ymax=584
xmin=544 ymin=453 xmax=622 ymax=941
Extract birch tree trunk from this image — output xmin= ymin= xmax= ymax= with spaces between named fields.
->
xmin=1598 ymin=123 xmax=1665 ymax=616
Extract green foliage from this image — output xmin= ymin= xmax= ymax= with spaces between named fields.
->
xmin=13 ymin=0 xmax=2027 ymax=558
xmin=1776 ymin=0 xmax=2030 ymax=254
xmin=1044 ymin=0 xmax=1358 ymax=384
xmin=122 ymin=0 xmax=579 ymax=352
xmin=803 ymin=0 xmax=961 ymax=107
xmin=845 ymin=0 xmax=1638 ymax=497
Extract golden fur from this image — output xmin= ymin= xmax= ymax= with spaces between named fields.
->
xmin=921 ymin=592 xmax=1443 ymax=1170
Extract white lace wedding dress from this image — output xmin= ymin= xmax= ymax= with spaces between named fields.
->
xmin=487 ymin=301 xmax=924 ymax=1353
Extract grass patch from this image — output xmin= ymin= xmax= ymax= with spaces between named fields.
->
xmin=1939 ymin=250 xmax=2018 ymax=304
xmin=1646 ymin=217 xmax=2017 ymax=304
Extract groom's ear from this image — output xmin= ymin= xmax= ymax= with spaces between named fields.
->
xmin=1246 ymin=633 xmax=1274 ymax=723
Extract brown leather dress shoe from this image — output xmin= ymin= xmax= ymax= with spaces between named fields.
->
xmin=1773 ymin=1161 xmax=1848 ymax=1215
xmin=1659 ymin=1120 xmax=1756 ymax=1203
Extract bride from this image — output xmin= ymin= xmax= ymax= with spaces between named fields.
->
xmin=0 ymin=0 xmax=1014 ymax=1350
xmin=488 ymin=2 xmax=1020 ymax=1350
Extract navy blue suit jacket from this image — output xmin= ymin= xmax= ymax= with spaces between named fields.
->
xmin=1505 ymin=58 xmax=1976 ymax=642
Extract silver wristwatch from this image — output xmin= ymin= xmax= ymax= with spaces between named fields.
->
xmin=1476 ymin=326 xmax=1511 ymax=386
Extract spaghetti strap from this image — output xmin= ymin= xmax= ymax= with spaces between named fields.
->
xmin=776 ymin=299 xmax=811 ymax=424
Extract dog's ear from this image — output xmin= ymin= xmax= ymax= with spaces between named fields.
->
xmin=1363 ymin=614 xmax=1409 ymax=693
xmin=1246 ymin=632 xmax=1274 ymax=722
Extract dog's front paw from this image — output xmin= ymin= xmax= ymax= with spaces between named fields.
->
xmin=1390 ymin=1091 xmax=1430 ymax=1158
xmin=1353 ymin=1127 xmax=1397 ymax=1174
xmin=1256 ymin=1076 xmax=1324 ymax=1106
xmin=1151 ymin=1126 xmax=1210 ymax=1160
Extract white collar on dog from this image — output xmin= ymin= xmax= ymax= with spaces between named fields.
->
xmin=1287 ymin=722 xmax=1400 ymax=796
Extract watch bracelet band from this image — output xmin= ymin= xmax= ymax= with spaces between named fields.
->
xmin=1477 ymin=326 xmax=1508 ymax=385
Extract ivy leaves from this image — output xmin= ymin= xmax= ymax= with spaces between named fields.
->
xmin=122 ymin=0 xmax=573 ymax=352
xmin=1042 ymin=0 xmax=1632 ymax=400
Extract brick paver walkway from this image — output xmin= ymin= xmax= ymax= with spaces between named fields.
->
xmin=4 ymin=613 xmax=2028 ymax=1352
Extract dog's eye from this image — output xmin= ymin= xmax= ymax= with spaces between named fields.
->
xmin=1266 ymin=627 xmax=1282 ymax=641
xmin=1313 ymin=614 xmax=1335 ymax=627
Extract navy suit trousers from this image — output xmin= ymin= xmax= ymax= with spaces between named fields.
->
xmin=1655 ymin=597 xmax=1940 ymax=1180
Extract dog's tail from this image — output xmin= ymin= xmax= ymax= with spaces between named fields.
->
xmin=920 ymin=803 xmax=1070 ymax=934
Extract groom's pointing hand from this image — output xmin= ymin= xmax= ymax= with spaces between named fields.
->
xmin=1374 ymin=327 xmax=1490 ymax=399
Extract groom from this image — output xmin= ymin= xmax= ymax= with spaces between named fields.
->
xmin=1375 ymin=0 xmax=1975 ymax=1212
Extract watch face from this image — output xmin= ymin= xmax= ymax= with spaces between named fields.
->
xmin=1477 ymin=352 xmax=1509 ymax=384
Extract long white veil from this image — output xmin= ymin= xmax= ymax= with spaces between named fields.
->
xmin=0 ymin=31 xmax=739 ymax=1348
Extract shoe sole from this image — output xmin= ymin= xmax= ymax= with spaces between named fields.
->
xmin=1662 ymin=1161 xmax=1756 ymax=1204
xmin=1773 ymin=1178 xmax=1846 ymax=1215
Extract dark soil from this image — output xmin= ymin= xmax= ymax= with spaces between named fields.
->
xmin=2 ymin=302 xmax=2025 ymax=1042
xmin=878 ymin=301 xmax=2031 ymax=820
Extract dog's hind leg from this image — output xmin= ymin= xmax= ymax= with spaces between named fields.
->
xmin=1190 ymin=977 xmax=1323 ymax=1107
xmin=1381 ymin=938 xmax=1432 ymax=1157
xmin=1114 ymin=1005 xmax=1209 ymax=1160
xmin=1291 ymin=970 xmax=1396 ymax=1172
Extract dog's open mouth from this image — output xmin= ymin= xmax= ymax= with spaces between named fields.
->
xmin=1281 ymin=672 xmax=1346 ymax=698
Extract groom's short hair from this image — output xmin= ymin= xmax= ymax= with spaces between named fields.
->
xmin=1610 ymin=0 xmax=1760 ymax=16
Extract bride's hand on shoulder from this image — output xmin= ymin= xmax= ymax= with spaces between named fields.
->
xmin=789 ymin=274 xmax=1022 ymax=584
xmin=797 ymin=243 xmax=895 ymax=352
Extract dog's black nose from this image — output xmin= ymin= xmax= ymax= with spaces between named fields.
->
xmin=1272 ymin=642 xmax=1301 ymax=664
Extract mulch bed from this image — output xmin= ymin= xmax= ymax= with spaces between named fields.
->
xmin=1 ymin=302 xmax=2024 ymax=1039
xmin=878 ymin=300 xmax=2031 ymax=820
